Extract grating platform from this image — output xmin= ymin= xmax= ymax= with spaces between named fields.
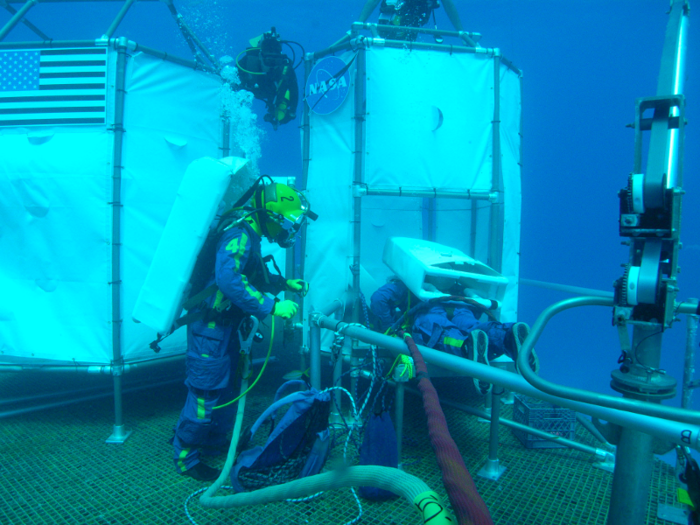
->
xmin=0 ymin=360 xmax=685 ymax=525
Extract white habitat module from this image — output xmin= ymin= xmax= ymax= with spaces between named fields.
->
xmin=383 ymin=237 xmax=509 ymax=308
xmin=132 ymin=156 xmax=248 ymax=334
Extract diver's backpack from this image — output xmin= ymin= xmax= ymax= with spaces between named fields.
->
xmin=230 ymin=381 xmax=332 ymax=492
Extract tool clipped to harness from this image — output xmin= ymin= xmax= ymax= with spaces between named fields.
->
xmin=238 ymin=316 xmax=261 ymax=356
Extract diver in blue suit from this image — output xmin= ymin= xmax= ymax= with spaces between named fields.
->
xmin=369 ymin=278 xmax=539 ymax=394
xmin=173 ymin=182 xmax=314 ymax=481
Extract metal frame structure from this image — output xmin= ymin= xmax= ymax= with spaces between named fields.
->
xmin=298 ymin=22 xmax=523 ymax=327
xmin=0 ymin=0 xmax=230 ymax=443
xmin=305 ymin=3 xmax=697 ymax=524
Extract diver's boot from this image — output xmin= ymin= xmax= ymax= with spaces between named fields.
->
xmin=466 ymin=329 xmax=491 ymax=395
xmin=181 ymin=462 xmax=221 ymax=481
xmin=510 ymin=322 xmax=540 ymax=375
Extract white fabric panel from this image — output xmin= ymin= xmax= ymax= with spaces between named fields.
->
xmin=361 ymin=196 xmax=423 ymax=293
xmin=499 ymin=65 xmax=522 ymax=322
xmin=365 ymin=49 xmax=494 ymax=191
xmin=0 ymin=47 xmax=226 ymax=365
xmin=120 ymin=52 xmax=226 ymax=362
xmin=303 ymin=50 xmax=356 ymax=327
xmin=0 ymin=130 xmax=113 ymax=363
xmin=434 ymin=197 xmax=473 ymax=257
xmin=305 ymin=46 xmax=521 ymax=332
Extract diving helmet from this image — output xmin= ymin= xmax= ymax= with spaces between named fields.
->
xmin=253 ymin=182 xmax=316 ymax=248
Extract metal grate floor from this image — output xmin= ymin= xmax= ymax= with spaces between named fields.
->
xmin=0 ymin=360 xmax=684 ymax=525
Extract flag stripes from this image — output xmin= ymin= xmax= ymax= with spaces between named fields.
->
xmin=0 ymin=47 xmax=107 ymax=127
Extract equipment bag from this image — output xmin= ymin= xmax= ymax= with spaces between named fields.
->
xmin=231 ymin=382 xmax=331 ymax=492
xmin=358 ymin=409 xmax=399 ymax=500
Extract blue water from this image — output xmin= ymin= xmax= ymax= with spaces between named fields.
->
xmin=3 ymin=0 xmax=699 ymax=455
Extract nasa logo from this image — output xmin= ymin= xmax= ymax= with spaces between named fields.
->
xmin=305 ymin=56 xmax=351 ymax=116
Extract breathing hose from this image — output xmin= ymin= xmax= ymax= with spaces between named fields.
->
xmin=202 ymin=464 xmax=453 ymax=524
xmin=197 ymin=314 xmax=453 ymax=524
xmin=400 ymin=330 xmax=493 ymax=525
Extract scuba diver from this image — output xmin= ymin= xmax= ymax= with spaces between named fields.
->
xmin=235 ymin=27 xmax=301 ymax=130
xmin=369 ymin=278 xmax=539 ymax=394
xmin=358 ymin=0 xmax=465 ymax=41
xmin=172 ymin=179 xmax=317 ymax=481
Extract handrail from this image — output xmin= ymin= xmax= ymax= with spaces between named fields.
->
xmin=516 ymin=295 xmax=700 ymax=425
xmin=311 ymin=312 xmax=700 ymax=451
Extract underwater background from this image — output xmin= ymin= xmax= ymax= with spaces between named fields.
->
xmin=2 ymin=0 xmax=700 ymax=459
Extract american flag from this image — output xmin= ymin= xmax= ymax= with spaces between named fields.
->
xmin=0 ymin=48 xmax=107 ymax=127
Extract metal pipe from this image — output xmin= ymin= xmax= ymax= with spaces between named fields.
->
xmin=301 ymin=56 xmax=313 ymax=191
xmin=410 ymin=389 xmax=607 ymax=459
xmin=395 ymin=381 xmax=405 ymax=465
xmin=0 ymin=377 xmax=181 ymax=420
xmin=350 ymin=21 xmax=480 ymax=41
xmin=109 ymin=38 xmax=129 ymax=437
xmin=370 ymin=38 xmax=489 ymax=55
xmin=0 ymin=39 xmax=102 ymax=49
xmin=312 ymin=313 xmax=700 ymax=450
xmin=1 ymin=1 xmax=50 ymax=40
xmin=607 ymin=323 xmax=662 ymax=524
xmin=683 ymin=310 xmax=699 ymax=409
xmin=103 ymin=0 xmax=136 ymax=39
xmin=644 ymin=0 xmax=689 ymax=208
xmin=519 ymin=278 xmax=614 ymax=298
xmin=606 ymin=427 xmax=655 ymax=525
xmin=125 ymin=40 xmax=208 ymax=71
xmin=308 ymin=38 xmax=354 ymax=62
xmin=487 ymin=386 xmax=502 ymax=461
xmin=576 ymin=413 xmax=610 ymax=446
xmin=4 ymin=0 xmax=159 ymax=2
xmin=657 ymin=0 xmax=689 ymax=189
xmin=678 ymin=300 xmax=700 ymax=315
xmin=0 ymin=0 xmax=37 ymax=42
xmin=309 ymin=322 xmax=321 ymax=390
xmin=330 ymin=336 xmax=350 ymax=423
xmin=161 ymin=1 xmax=217 ymax=68
xmin=489 ymin=52 xmax=503 ymax=272
xmin=162 ymin=0 xmax=200 ymax=61
xmin=351 ymin=47 xmax=366 ymax=301
xmin=516 ymin=295 xmax=700 ymax=425
xmin=361 ymin=187 xmax=493 ymax=200
xmin=221 ymin=116 xmax=230 ymax=158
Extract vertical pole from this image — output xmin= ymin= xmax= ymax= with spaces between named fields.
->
xmin=301 ymin=55 xmax=313 ymax=192
xmin=682 ymin=309 xmax=699 ymax=410
xmin=487 ymin=386 xmax=502 ymax=461
xmin=478 ymin=386 xmax=507 ymax=480
xmin=394 ymin=381 xmax=405 ymax=468
xmin=309 ymin=319 xmax=321 ymax=390
xmin=221 ymin=117 xmax=230 ymax=158
xmin=106 ymin=38 xmax=131 ymax=444
xmin=351 ymin=47 xmax=366 ymax=318
xmin=607 ymin=324 xmax=662 ymax=524
xmin=488 ymin=52 xmax=504 ymax=272
xmin=298 ymin=56 xmax=314 ymax=369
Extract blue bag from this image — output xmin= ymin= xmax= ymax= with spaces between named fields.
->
xmin=358 ymin=410 xmax=399 ymax=500
xmin=231 ymin=381 xmax=331 ymax=492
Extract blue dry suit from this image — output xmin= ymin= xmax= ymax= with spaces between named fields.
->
xmin=369 ymin=280 xmax=516 ymax=360
xmin=173 ymin=220 xmax=287 ymax=473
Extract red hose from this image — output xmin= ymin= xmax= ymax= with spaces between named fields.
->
xmin=400 ymin=331 xmax=493 ymax=525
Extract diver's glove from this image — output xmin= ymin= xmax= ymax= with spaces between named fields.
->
xmin=272 ymin=300 xmax=298 ymax=319
xmin=286 ymin=279 xmax=309 ymax=297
